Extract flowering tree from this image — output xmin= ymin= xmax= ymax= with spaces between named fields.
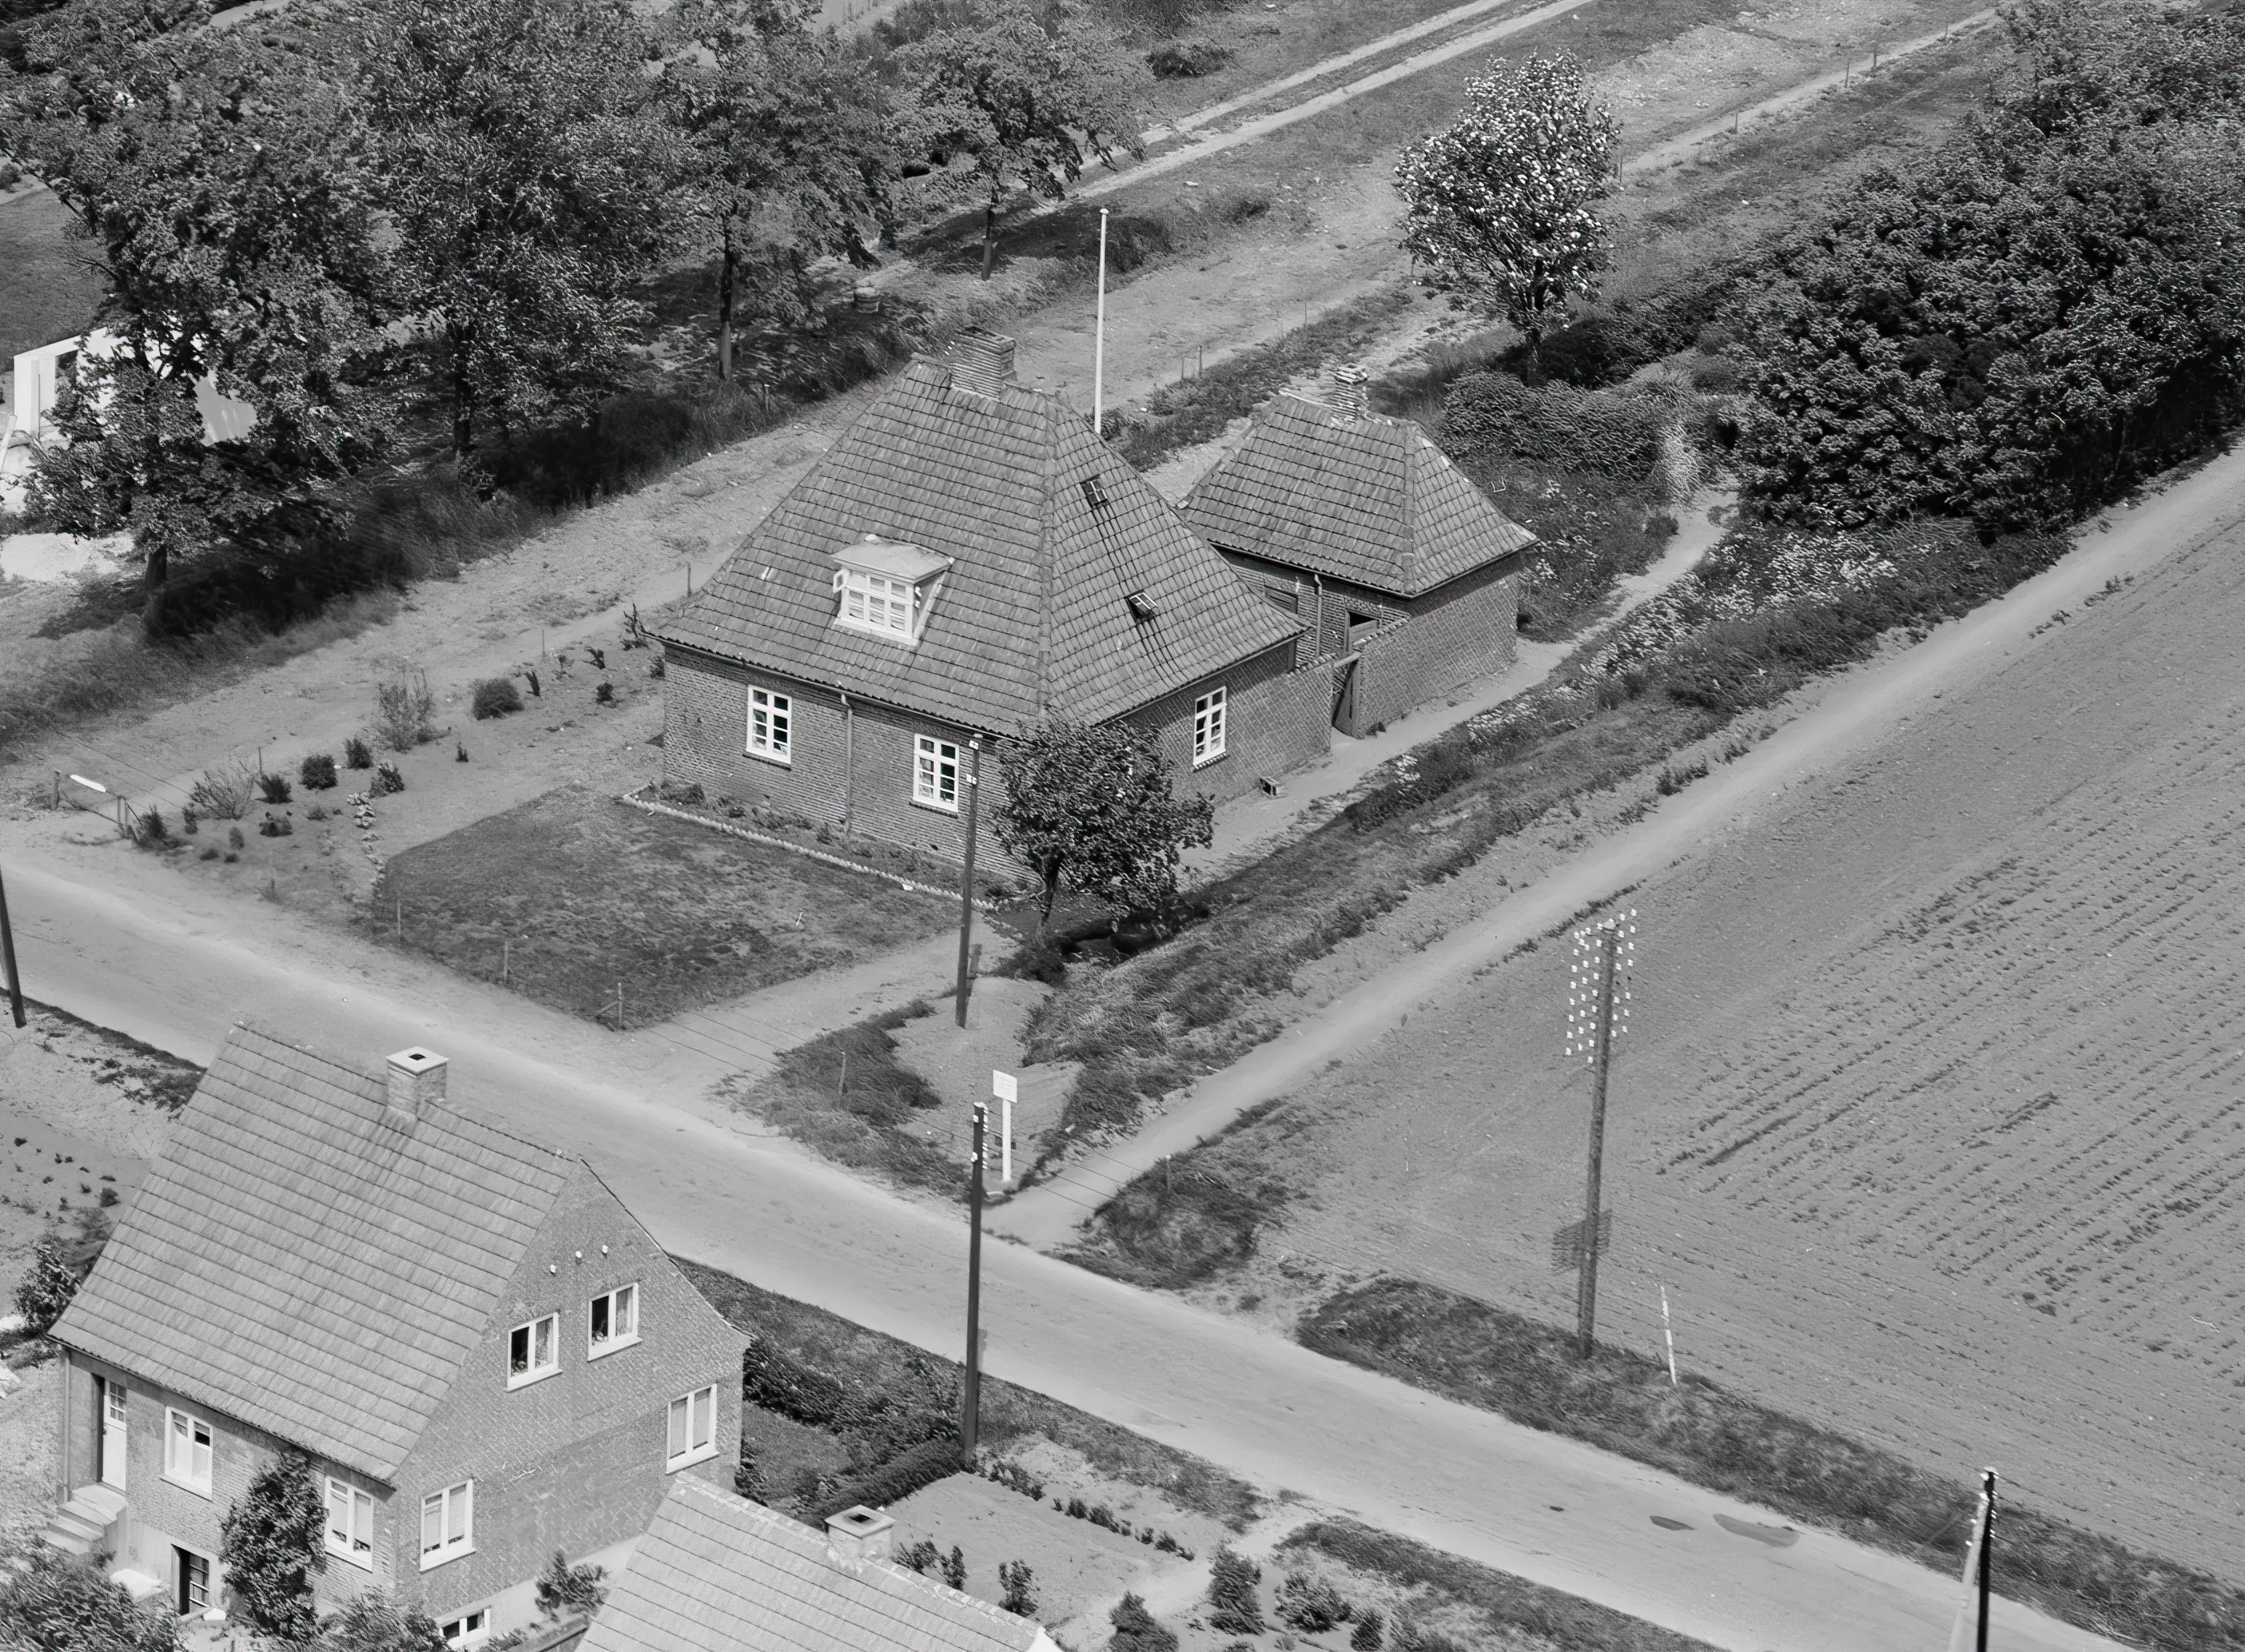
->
xmin=994 ymin=718 xmax=1212 ymax=931
xmin=894 ymin=0 xmax=1152 ymax=278
xmin=1395 ymin=54 xmax=1619 ymax=367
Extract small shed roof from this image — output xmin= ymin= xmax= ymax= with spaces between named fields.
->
xmin=579 ymin=1479 xmax=1049 ymax=1652
xmin=659 ymin=350 xmax=1303 ymax=731
xmin=1180 ymin=392 xmax=1537 ymax=597
xmin=52 ymin=1025 xmax=575 ymax=1482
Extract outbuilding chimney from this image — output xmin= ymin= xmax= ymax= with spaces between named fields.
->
xmin=824 ymin=1505 xmax=894 ymax=1568
xmin=949 ymin=328 xmax=1017 ymax=396
xmin=384 ymin=1047 xmax=448 ymax=1126
xmin=1327 ymin=362 xmax=1371 ymax=413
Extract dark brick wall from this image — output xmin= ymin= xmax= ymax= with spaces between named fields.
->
xmin=1218 ymin=548 xmax=1521 ymax=737
xmin=397 ymin=1164 xmax=748 ymax=1633
xmin=663 ymin=640 xmax=1331 ymax=866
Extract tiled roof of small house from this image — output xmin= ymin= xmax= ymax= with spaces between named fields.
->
xmin=658 ymin=335 xmax=1304 ymax=732
xmin=51 ymin=1024 xmax=575 ymax=1482
xmin=1180 ymin=382 xmax=1537 ymax=598
xmin=579 ymin=1479 xmax=1048 ymax=1652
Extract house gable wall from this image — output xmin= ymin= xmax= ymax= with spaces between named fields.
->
xmin=392 ymin=1163 xmax=746 ymax=1634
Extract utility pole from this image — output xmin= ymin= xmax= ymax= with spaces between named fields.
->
xmin=960 ymin=1101 xmax=987 ymax=1464
xmin=1945 ymin=1467 xmax=1998 ymax=1652
xmin=1976 ymin=1468 xmax=1997 ymax=1652
xmin=954 ymin=737 xmax=982 ymax=1029
xmin=1566 ymin=910 xmax=1636 ymax=1359
xmin=0 ymin=861 xmax=26 ymax=1029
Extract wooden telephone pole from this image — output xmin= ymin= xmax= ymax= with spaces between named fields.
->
xmin=954 ymin=738 xmax=982 ymax=1029
xmin=1566 ymin=911 xmax=1636 ymax=1359
xmin=959 ymin=1101 xmax=987 ymax=1463
xmin=0 ymin=861 xmax=25 ymax=1028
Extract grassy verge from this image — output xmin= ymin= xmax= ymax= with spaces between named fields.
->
xmin=1298 ymin=1280 xmax=2245 ymax=1652
xmin=679 ymin=1259 xmax=1262 ymax=1530
xmin=719 ymin=1002 xmax=965 ymax=1199
xmin=1280 ymin=1519 xmax=1718 ymax=1652
xmin=374 ymin=786 xmax=954 ymax=1028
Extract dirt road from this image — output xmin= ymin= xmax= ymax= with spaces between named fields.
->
xmin=0 ymin=840 xmax=2129 ymax=1652
xmin=993 ymin=439 xmax=2245 ymax=1248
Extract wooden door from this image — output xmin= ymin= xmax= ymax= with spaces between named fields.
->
xmin=99 ymin=1378 xmax=126 ymax=1489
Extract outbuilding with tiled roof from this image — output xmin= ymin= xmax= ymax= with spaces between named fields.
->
xmin=1180 ymin=364 xmax=1538 ymax=737
xmin=45 ymin=1025 xmax=747 ymax=1645
xmin=657 ymin=330 xmax=1333 ymax=870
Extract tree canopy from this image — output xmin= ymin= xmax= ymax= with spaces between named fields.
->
xmin=1395 ymin=53 xmax=1618 ymax=360
xmin=219 ymin=1448 xmax=325 ymax=1643
xmin=1733 ymin=1 xmax=2245 ymax=533
xmin=0 ymin=1544 xmax=180 ymax=1652
xmin=995 ymin=717 xmax=1212 ymax=929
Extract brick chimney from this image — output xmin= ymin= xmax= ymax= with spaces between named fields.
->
xmin=824 ymin=1505 xmax=894 ymax=1568
xmin=949 ymin=328 xmax=1017 ymax=396
xmin=1327 ymin=362 xmax=1371 ymax=413
xmin=384 ymin=1047 xmax=448 ymax=1127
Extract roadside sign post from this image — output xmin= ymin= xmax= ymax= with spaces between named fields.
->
xmin=993 ymin=1070 xmax=1017 ymax=1184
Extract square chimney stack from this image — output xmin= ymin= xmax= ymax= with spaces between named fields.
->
xmin=1327 ymin=362 xmax=1371 ymax=413
xmin=384 ymin=1047 xmax=448 ymax=1127
xmin=950 ymin=328 xmax=1017 ymax=396
xmin=824 ymin=1504 xmax=894 ymax=1568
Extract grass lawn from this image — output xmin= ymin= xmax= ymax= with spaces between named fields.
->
xmin=376 ymin=784 xmax=955 ymax=1026
xmin=0 ymin=189 xmax=101 ymax=366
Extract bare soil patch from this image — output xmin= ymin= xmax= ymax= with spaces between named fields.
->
xmin=375 ymin=784 xmax=955 ymax=1026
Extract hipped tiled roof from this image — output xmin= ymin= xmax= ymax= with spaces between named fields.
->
xmin=659 ymin=358 xmax=1304 ymax=731
xmin=579 ymin=1479 xmax=1047 ymax=1652
xmin=52 ymin=1025 xmax=573 ymax=1482
xmin=1180 ymin=392 xmax=1537 ymax=597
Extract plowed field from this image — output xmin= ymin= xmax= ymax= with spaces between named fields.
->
xmin=1244 ymin=524 xmax=2245 ymax=1576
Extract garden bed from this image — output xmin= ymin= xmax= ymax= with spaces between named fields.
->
xmin=372 ymin=783 xmax=955 ymax=1026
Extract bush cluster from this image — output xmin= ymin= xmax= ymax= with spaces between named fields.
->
xmin=1207 ymin=1546 xmax=1265 ymax=1635
xmin=1440 ymin=372 xmax=1666 ymax=483
xmin=804 ymin=1436 xmax=961 ymax=1523
xmin=471 ymin=677 xmax=523 ymax=719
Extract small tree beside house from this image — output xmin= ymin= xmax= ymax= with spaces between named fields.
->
xmin=219 ymin=1449 xmax=324 ymax=1644
xmin=995 ymin=718 xmax=1214 ymax=933
xmin=1395 ymin=53 xmax=1620 ymax=370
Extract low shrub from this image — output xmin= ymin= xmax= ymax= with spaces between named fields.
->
xmin=372 ymin=763 xmax=405 ymax=796
xmin=1276 ymin=1571 xmax=1351 ymax=1634
xmin=1074 ymin=1129 xmax=1293 ymax=1288
xmin=743 ymin=1336 xmax=852 ymax=1429
xmin=471 ymin=677 xmax=523 ymax=719
xmin=189 ymin=763 xmax=254 ymax=820
xmin=300 ymin=754 xmax=337 ymax=790
xmin=1208 ymin=1547 xmax=1264 ymax=1635
xmin=1148 ymin=38 xmax=1231 ymax=77
xmin=256 ymin=772 xmax=292 ymax=804
xmin=1440 ymin=372 xmax=1668 ymax=482
xmin=226 ymin=825 xmax=245 ymax=850
xmin=595 ymin=680 xmax=615 ymax=705
xmin=343 ymin=736 xmax=372 ymax=769
xmin=1351 ymin=1609 xmax=1384 ymax=1650
xmin=1111 ymin=1592 xmax=1180 ymax=1652
xmin=806 ymin=1437 xmax=959 ymax=1523
xmin=257 ymin=814 xmax=293 ymax=838
xmin=131 ymin=806 xmax=169 ymax=848
xmin=997 ymin=1559 xmax=1037 ymax=1618
xmin=373 ymin=670 xmax=436 ymax=751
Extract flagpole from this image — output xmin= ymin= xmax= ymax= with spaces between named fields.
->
xmin=1093 ymin=208 xmax=1109 ymax=437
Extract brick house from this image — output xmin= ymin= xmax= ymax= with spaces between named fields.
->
xmin=579 ymin=1479 xmax=1057 ymax=1652
xmin=1180 ymin=364 xmax=1538 ymax=738
xmin=658 ymin=329 xmax=1332 ymax=874
xmin=45 ymin=1025 xmax=748 ymax=1648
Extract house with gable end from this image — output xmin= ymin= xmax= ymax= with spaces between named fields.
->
xmin=657 ymin=328 xmax=1333 ymax=870
xmin=43 ymin=1025 xmax=747 ymax=1647
xmin=1181 ymin=364 xmax=1538 ymax=738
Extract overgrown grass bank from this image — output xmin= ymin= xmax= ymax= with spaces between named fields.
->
xmin=1299 ymin=1280 xmax=2245 ymax=1652
xmin=1281 ymin=1520 xmax=1718 ymax=1652
xmin=679 ymin=1260 xmax=1261 ymax=1530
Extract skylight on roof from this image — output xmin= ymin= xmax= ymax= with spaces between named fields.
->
xmin=1081 ymin=476 xmax=1109 ymax=512
xmin=1126 ymin=591 xmax=1159 ymax=622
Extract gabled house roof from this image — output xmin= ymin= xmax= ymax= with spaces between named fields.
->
xmin=579 ymin=1479 xmax=1049 ymax=1652
xmin=1180 ymin=380 xmax=1537 ymax=599
xmin=52 ymin=1025 xmax=576 ymax=1483
xmin=659 ymin=335 xmax=1304 ymax=733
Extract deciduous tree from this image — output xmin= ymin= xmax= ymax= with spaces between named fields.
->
xmin=1395 ymin=54 xmax=1619 ymax=367
xmin=353 ymin=0 xmax=691 ymax=462
xmin=893 ymin=0 xmax=1151 ymax=277
xmin=994 ymin=717 xmax=1212 ymax=931
xmin=0 ymin=1544 xmax=181 ymax=1652
xmin=316 ymin=1597 xmax=447 ymax=1652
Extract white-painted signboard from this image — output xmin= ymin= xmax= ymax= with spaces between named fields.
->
xmin=992 ymin=1071 xmax=1017 ymax=1182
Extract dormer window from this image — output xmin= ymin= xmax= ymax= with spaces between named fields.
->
xmin=831 ymin=535 xmax=951 ymax=644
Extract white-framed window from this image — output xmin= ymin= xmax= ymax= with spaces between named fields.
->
xmin=835 ymin=567 xmax=918 ymax=637
xmin=747 ymin=687 xmax=792 ymax=765
xmin=589 ymin=1284 xmax=639 ymax=1358
xmin=439 ymin=1608 xmax=491 ymax=1649
xmin=163 ymin=1408 xmax=213 ymax=1496
xmin=914 ymin=735 xmax=960 ymax=813
xmin=507 ymin=1313 xmax=559 ymax=1387
xmin=666 ymin=1384 xmax=718 ymax=1471
xmin=325 ymin=1478 xmax=376 ymax=1568
xmin=420 ymin=1480 xmax=474 ymax=1570
xmin=1192 ymin=687 xmax=1228 ymax=766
